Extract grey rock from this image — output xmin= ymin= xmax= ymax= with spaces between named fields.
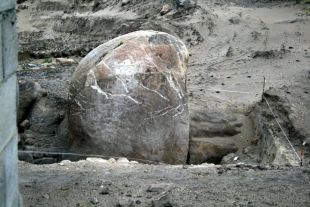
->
xmin=100 ymin=187 xmax=110 ymax=195
xmin=221 ymin=153 xmax=237 ymax=165
xmin=229 ymin=16 xmax=240 ymax=24
xmin=56 ymin=58 xmax=76 ymax=66
xmin=121 ymin=0 xmax=131 ymax=6
xmin=18 ymin=151 xmax=34 ymax=163
xmin=160 ymin=4 xmax=172 ymax=16
xmin=90 ymin=197 xmax=99 ymax=205
xmin=176 ymin=0 xmax=193 ymax=8
xmin=18 ymin=80 xmax=42 ymax=124
xmin=19 ymin=119 xmax=30 ymax=131
xmin=190 ymin=110 xmax=242 ymax=138
xmin=189 ymin=137 xmax=238 ymax=164
xmin=147 ymin=184 xmax=173 ymax=194
xmin=242 ymin=147 xmax=249 ymax=154
xmin=152 ymin=194 xmax=172 ymax=207
xmin=68 ymin=31 xmax=189 ymax=164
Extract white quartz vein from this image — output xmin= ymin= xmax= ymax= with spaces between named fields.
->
xmin=87 ymin=70 xmax=141 ymax=104
xmin=165 ymin=73 xmax=183 ymax=99
xmin=144 ymin=104 xmax=186 ymax=120
xmin=101 ymin=61 xmax=129 ymax=93
xmin=138 ymin=83 xmax=169 ymax=101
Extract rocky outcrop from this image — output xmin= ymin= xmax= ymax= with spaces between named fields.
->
xmin=190 ymin=110 xmax=242 ymax=138
xmin=189 ymin=110 xmax=241 ymax=164
xmin=17 ymin=67 xmax=73 ymax=149
xmin=68 ymin=31 xmax=189 ymax=164
xmin=189 ymin=137 xmax=238 ymax=164
xmin=251 ymin=87 xmax=309 ymax=166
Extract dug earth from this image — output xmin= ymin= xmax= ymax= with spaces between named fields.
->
xmin=68 ymin=31 xmax=189 ymax=164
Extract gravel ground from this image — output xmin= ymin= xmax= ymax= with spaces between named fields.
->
xmin=19 ymin=159 xmax=310 ymax=207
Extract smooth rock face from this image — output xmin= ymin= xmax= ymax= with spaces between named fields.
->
xmin=69 ymin=31 xmax=189 ymax=164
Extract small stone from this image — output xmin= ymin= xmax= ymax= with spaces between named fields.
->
xmin=86 ymin=157 xmax=108 ymax=163
xmin=108 ymin=158 xmax=116 ymax=163
xmin=136 ymin=200 xmax=141 ymax=205
xmin=147 ymin=184 xmax=173 ymax=193
xmin=42 ymin=194 xmax=49 ymax=199
xmin=226 ymin=46 xmax=233 ymax=57
xmin=221 ymin=153 xmax=237 ymax=165
xmin=27 ymin=63 xmax=39 ymax=68
xmin=100 ymin=186 xmax=110 ymax=195
xmin=229 ymin=16 xmax=240 ymax=24
xmin=151 ymin=194 xmax=172 ymax=207
xmin=258 ymin=165 xmax=271 ymax=171
xmin=90 ymin=197 xmax=99 ymax=204
xmin=56 ymin=58 xmax=76 ymax=66
xmin=117 ymin=157 xmax=130 ymax=163
xmin=24 ymin=183 xmax=32 ymax=188
xmin=59 ymin=160 xmax=72 ymax=166
xmin=18 ymin=151 xmax=34 ymax=163
xmin=121 ymin=0 xmax=131 ymax=6
xmin=160 ymin=4 xmax=172 ymax=16
xmin=19 ymin=119 xmax=30 ymax=130
xmin=242 ymin=147 xmax=249 ymax=154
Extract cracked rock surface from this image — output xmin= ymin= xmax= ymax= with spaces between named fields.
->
xmin=68 ymin=31 xmax=189 ymax=164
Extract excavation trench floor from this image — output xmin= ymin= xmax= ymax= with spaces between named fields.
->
xmin=19 ymin=160 xmax=310 ymax=207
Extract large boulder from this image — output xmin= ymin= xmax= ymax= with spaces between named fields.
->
xmin=68 ymin=31 xmax=189 ymax=164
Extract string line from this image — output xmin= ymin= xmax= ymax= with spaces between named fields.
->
xmin=262 ymin=95 xmax=301 ymax=161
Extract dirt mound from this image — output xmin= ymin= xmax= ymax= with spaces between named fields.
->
xmin=17 ymin=0 xmax=209 ymax=58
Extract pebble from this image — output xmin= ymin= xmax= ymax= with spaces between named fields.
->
xmin=108 ymin=158 xmax=116 ymax=163
xmin=56 ymin=58 xmax=76 ymax=66
xmin=242 ymin=147 xmax=249 ymax=154
xmin=20 ymin=119 xmax=30 ymax=130
xmin=18 ymin=151 xmax=34 ymax=163
xmin=151 ymin=194 xmax=172 ymax=207
xmin=117 ymin=157 xmax=130 ymax=164
xmin=86 ymin=157 xmax=109 ymax=163
xmin=59 ymin=160 xmax=72 ymax=166
xmin=42 ymin=194 xmax=49 ymax=199
xmin=121 ymin=0 xmax=131 ymax=6
xmin=160 ymin=4 xmax=172 ymax=16
xmin=99 ymin=186 xmax=110 ymax=195
xmin=90 ymin=197 xmax=99 ymax=204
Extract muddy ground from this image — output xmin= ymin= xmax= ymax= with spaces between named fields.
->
xmin=16 ymin=0 xmax=310 ymax=206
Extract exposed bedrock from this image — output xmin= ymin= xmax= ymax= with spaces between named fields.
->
xmin=189 ymin=110 xmax=242 ymax=164
xmin=68 ymin=30 xmax=189 ymax=164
